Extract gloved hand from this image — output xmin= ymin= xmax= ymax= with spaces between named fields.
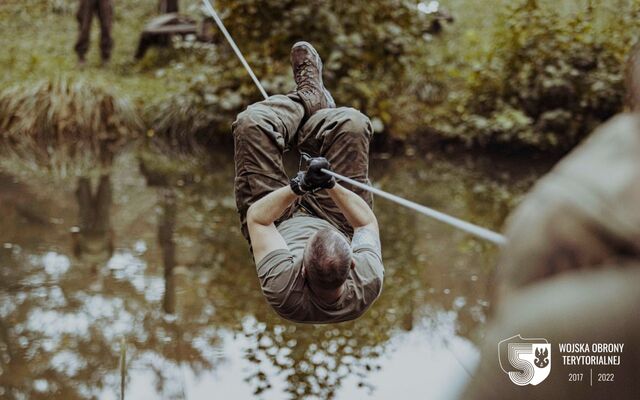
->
xmin=306 ymin=157 xmax=336 ymax=189
xmin=290 ymin=157 xmax=336 ymax=195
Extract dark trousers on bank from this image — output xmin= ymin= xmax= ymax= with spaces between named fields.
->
xmin=74 ymin=0 xmax=114 ymax=61
xmin=233 ymin=95 xmax=374 ymax=244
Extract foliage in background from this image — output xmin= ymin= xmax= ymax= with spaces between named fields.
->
xmin=149 ymin=0 xmax=442 ymax=145
xmin=427 ymin=0 xmax=640 ymax=151
xmin=2 ymin=0 xmax=640 ymax=153
xmin=151 ymin=0 xmax=640 ymax=152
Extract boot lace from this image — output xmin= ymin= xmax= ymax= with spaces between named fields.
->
xmin=295 ymin=60 xmax=318 ymax=93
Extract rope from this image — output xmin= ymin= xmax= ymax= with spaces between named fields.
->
xmin=201 ymin=0 xmax=269 ymax=100
xmin=321 ymin=169 xmax=506 ymax=245
xmin=201 ymin=0 xmax=507 ymax=246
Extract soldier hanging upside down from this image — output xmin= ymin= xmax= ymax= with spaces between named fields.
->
xmin=233 ymin=42 xmax=384 ymax=324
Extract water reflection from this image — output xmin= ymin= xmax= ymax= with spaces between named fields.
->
xmin=157 ymin=189 xmax=177 ymax=315
xmin=72 ymin=175 xmax=114 ymax=271
xmin=0 ymin=148 xmax=544 ymax=399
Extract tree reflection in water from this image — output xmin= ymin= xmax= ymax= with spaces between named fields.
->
xmin=0 ymin=148 xmax=544 ymax=399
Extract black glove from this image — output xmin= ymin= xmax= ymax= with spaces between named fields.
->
xmin=306 ymin=157 xmax=336 ymax=189
xmin=289 ymin=157 xmax=336 ymax=195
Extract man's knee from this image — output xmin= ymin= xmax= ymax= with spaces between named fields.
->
xmin=233 ymin=106 xmax=286 ymax=153
xmin=334 ymin=107 xmax=372 ymax=138
xmin=232 ymin=108 xmax=266 ymax=140
xmin=233 ymin=95 xmax=295 ymax=136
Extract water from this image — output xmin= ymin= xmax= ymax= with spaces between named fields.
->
xmin=0 ymin=147 xmax=545 ymax=400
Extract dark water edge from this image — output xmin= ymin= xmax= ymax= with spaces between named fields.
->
xmin=0 ymin=146 xmax=552 ymax=400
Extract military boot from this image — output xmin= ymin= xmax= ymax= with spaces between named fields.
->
xmin=290 ymin=41 xmax=335 ymax=117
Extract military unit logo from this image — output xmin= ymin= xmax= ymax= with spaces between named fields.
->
xmin=498 ymin=334 xmax=551 ymax=386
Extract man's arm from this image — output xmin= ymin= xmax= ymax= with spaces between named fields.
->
xmin=246 ymin=186 xmax=297 ymax=264
xmin=327 ymin=184 xmax=381 ymax=254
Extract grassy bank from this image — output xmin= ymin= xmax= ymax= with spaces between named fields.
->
xmin=0 ymin=0 xmax=204 ymax=103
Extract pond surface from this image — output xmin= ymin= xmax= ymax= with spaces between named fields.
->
xmin=0 ymin=148 xmax=546 ymax=400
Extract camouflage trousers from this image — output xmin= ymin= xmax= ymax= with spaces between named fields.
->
xmin=232 ymin=95 xmax=374 ymax=244
xmin=74 ymin=0 xmax=113 ymax=61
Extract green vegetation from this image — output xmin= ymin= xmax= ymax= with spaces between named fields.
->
xmin=430 ymin=0 xmax=640 ymax=151
xmin=1 ymin=0 xmax=639 ymax=153
xmin=0 ymin=77 xmax=142 ymax=175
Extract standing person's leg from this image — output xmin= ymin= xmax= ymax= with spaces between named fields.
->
xmin=74 ymin=0 xmax=93 ymax=63
xmin=233 ymin=95 xmax=305 ymax=243
xmin=297 ymin=107 xmax=374 ymax=238
xmin=97 ymin=0 xmax=114 ymax=62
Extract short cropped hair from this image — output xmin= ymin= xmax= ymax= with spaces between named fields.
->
xmin=303 ymin=228 xmax=352 ymax=290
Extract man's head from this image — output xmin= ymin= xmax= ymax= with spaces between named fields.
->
xmin=625 ymin=42 xmax=640 ymax=112
xmin=303 ymin=228 xmax=353 ymax=291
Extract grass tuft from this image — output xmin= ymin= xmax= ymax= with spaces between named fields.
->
xmin=0 ymin=76 xmax=143 ymax=170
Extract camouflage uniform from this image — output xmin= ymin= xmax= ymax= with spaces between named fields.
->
xmin=232 ymin=94 xmax=374 ymax=243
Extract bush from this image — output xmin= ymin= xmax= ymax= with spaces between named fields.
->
xmin=433 ymin=0 xmax=640 ymax=151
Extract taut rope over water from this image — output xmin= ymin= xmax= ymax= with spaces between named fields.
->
xmin=201 ymin=0 xmax=507 ymax=246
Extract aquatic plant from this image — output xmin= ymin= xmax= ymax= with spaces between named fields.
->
xmin=0 ymin=77 xmax=143 ymax=171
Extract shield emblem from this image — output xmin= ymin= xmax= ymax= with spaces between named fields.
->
xmin=529 ymin=343 xmax=551 ymax=385
xmin=498 ymin=334 xmax=552 ymax=386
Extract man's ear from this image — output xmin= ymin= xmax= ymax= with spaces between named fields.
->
xmin=350 ymin=258 xmax=356 ymax=270
xmin=302 ymin=264 xmax=307 ymax=277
